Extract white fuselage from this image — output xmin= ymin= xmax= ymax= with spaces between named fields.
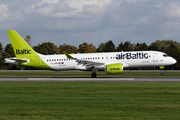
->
xmin=40 ymin=51 xmax=176 ymax=71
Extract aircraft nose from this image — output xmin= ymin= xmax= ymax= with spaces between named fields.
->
xmin=170 ymin=58 xmax=177 ymax=64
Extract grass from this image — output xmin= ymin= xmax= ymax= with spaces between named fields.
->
xmin=0 ymin=82 xmax=180 ymax=120
xmin=0 ymin=70 xmax=179 ymax=77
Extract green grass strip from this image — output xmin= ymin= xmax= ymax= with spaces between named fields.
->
xmin=0 ymin=82 xmax=180 ymax=120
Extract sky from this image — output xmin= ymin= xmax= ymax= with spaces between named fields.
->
xmin=1 ymin=0 xmax=180 ymax=48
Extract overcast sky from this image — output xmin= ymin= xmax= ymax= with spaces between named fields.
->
xmin=1 ymin=0 xmax=180 ymax=48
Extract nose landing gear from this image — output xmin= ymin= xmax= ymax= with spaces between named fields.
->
xmin=160 ymin=72 xmax=164 ymax=76
xmin=159 ymin=66 xmax=164 ymax=76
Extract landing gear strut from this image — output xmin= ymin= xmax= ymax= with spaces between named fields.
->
xmin=91 ymin=68 xmax=97 ymax=78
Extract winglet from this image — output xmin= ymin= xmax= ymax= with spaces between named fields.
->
xmin=63 ymin=51 xmax=74 ymax=59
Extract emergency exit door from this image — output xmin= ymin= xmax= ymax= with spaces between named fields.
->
xmin=153 ymin=53 xmax=158 ymax=62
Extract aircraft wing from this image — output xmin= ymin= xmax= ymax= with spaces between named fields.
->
xmin=63 ymin=51 xmax=129 ymax=69
xmin=75 ymin=59 xmax=105 ymax=68
xmin=63 ymin=51 xmax=104 ymax=68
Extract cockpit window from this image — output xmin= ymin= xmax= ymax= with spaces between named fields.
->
xmin=163 ymin=54 xmax=170 ymax=57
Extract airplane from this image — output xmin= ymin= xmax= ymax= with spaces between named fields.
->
xmin=4 ymin=30 xmax=177 ymax=78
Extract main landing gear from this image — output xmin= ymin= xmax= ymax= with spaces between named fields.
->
xmin=91 ymin=68 xmax=97 ymax=78
xmin=91 ymin=72 xmax=97 ymax=78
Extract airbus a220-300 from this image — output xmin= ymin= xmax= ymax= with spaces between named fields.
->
xmin=5 ymin=30 xmax=177 ymax=78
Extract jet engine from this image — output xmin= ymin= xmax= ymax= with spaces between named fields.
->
xmin=104 ymin=63 xmax=123 ymax=74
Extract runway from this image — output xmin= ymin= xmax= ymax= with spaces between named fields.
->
xmin=0 ymin=77 xmax=180 ymax=82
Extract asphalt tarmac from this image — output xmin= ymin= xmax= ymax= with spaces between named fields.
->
xmin=0 ymin=77 xmax=180 ymax=82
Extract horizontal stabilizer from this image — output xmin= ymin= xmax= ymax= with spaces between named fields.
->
xmin=10 ymin=58 xmax=27 ymax=62
xmin=4 ymin=58 xmax=27 ymax=65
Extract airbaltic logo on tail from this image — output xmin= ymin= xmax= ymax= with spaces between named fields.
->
xmin=16 ymin=49 xmax=31 ymax=55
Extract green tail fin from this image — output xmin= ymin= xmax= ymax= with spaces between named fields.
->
xmin=7 ymin=30 xmax=53 ymax=70
xmin=7 ymin=30 xmax=38 ymax=58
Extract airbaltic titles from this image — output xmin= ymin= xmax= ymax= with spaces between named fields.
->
xmin=116 ymin=52 xmax=148 ymax=60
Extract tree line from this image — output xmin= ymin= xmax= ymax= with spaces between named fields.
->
xmin=0 ymin=35 xmax=180 ymax=70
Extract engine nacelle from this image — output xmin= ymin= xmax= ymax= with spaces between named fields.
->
xmin=104 ymin=63 xmax=123 ymax=74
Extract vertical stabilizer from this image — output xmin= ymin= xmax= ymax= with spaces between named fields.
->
xmin=7 ymin=30 xmax=38 ymax=58
xmin=6 ymin=30 xmax=54 ymax=70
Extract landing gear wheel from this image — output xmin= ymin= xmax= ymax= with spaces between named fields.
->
xmin=160 ymin=72 xmax=164 ymax=76
xmin=91 ymin=72 xmax=97 ymax=78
